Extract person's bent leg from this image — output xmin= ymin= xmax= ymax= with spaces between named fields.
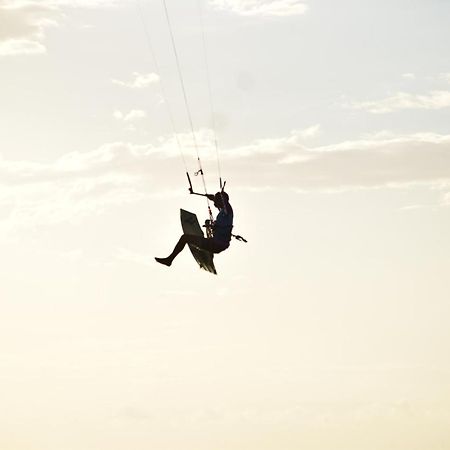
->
xmin=155 ymin=234 xmax=205 ymax=267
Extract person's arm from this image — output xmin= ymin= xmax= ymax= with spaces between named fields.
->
xmin=188 ymin=188 xmax=214 ymax=201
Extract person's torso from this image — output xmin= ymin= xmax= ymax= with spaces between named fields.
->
xmin=213 ymin=205 xmax=233 ymax=243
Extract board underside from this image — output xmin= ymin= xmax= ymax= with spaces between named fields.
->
xmin=180 ymin=209 xmax=217 ymax=275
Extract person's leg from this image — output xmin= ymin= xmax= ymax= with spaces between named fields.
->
xmin=155 ymin=234 xmax=208 ymax=266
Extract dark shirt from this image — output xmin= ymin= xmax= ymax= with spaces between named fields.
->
xmin=213 ymin=203 xmax=233 ymax=244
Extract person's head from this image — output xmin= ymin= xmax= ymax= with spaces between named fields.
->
xmin=213 ymin=191 xmax=229 ymax=209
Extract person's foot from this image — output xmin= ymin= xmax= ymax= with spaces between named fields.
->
xmin=155 ymin=257 xmax=172 ymax=267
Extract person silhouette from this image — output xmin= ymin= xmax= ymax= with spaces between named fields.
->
xmin=155 ymin=191 xmax=233 ymax=267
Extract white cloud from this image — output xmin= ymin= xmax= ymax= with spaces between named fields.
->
xmin=123 ymin=110 xmax=147 ymax=122
xmin=0 ymin=174 xmax=145 ymax=233
xmin=3 ymin=0 xmax=120 ymax=8
xmin=291 ymin=124 xmax=320 ymax=139
xmin=0 ymin=138 xmax=187 ymax=235
xmin=0 ymin=0 xmax=59 ymax=56
xmin=0 ymin=37 xmax=46 ymax=55
xmin=114 ymin=109 xmax=148 ymax=122
xmin=113 ymin=110 xmax=123 ymax=120
xmin=402 ymin=73 xmax=416 ymax=80
xmin=350 ymin=90 xmax=450 ymax=113
xmin=112 ymin=72 xmax=160 ymax=89
xmin=209 ymin=0 xmax=308 ymax=17
xmin=1 ymin=128 xmax=450 ymax=235
xmin=220 ymin=130 xmax=450 ymax=192
xmin=442 ymin=192 xmax=450 ymax=206
xmin=0 ymin=0 xmax=120 ymax=56
xmin=439 ymin=73 xmax=450 ymax=84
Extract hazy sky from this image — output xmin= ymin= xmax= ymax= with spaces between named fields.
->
xmin=1 ymin=1 xmax=450 ymax=449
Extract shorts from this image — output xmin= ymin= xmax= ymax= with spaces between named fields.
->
xmin=192 ymin=236 xmax=229 ymax=254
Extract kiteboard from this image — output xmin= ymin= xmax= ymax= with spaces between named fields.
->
xmin=180 ymin=209 xmax=217 ymax=275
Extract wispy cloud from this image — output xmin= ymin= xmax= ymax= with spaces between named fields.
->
xmin=222 ymin=130 xmax=450 ymax=192
xmin=1 ymin=128 xmax=449 ymax=235
xmin=113 ymin=109 xmax=148 ymax=122
xmin=112 ymin=72 xmax=160 ymax=89
xmin=292 ymin=124 xmax=320 ymax=139
xmin=0 ymin=0 xmax=59 ymax=56
xmin=0 ymin=0 xmax=119 ymax=56
xmin=350 ymin=90 xmax=450 ymax=113
xmin=0 ymin=142 xmax=170 ymax=235
xmin=0 ymin=37 xmax=46 ymax=55
xmin=3 ymin=0 xmax=120 ymax=8
xmin=441 ymin=191 xmax=450 ymax=206
xmin=439 ymin=73 xmax=450 ymax=84
xmin=210 ymin=0 xmax=308 ymax=17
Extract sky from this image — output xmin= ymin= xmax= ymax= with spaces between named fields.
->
xmin=1 ymin=0 xmax=450 ymax=449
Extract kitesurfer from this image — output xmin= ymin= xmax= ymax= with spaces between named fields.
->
xmin=155 ymin=192 xmax=233 ymax=267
